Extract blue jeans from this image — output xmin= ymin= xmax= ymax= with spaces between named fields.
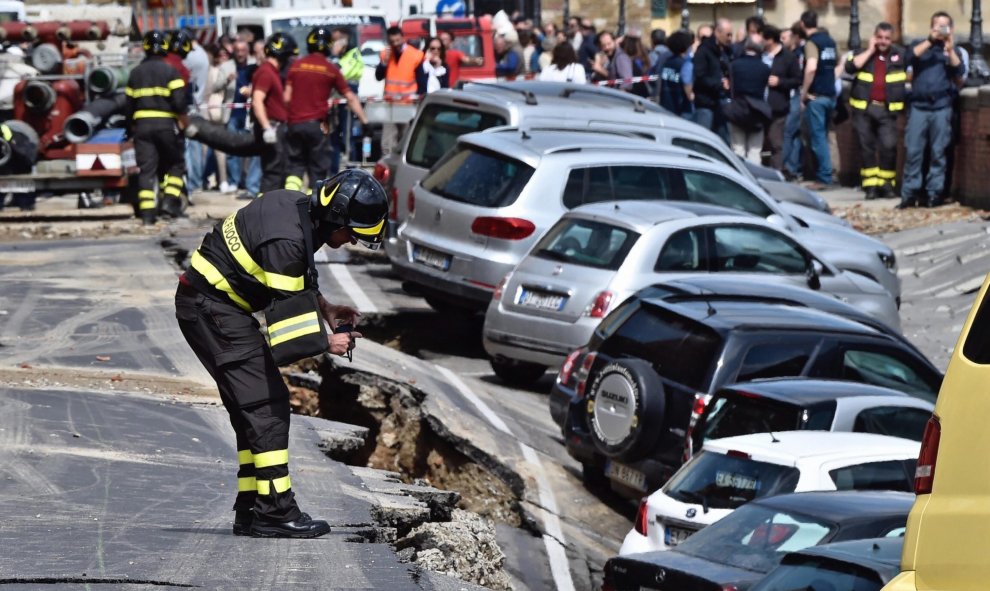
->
xmin=803 ymin=95 xmax=835 ymax=184
xmin=225 ymin=118 xmax=261 ymax=195
xmin=694 ymin=106 xmax=731 ymax=146
xmin=782 ymin=93 xmax=802 ymax=177
xmin=184 ymin=138 xmax=204 ymax=191
xmin=902 ymin=106 xmax=953 ymax=202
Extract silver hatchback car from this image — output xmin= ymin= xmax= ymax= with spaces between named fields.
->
xmin=391 ymin=130 xmax=900 ymax=313
xmin=482 ymin=201 xmax=901 ymax=384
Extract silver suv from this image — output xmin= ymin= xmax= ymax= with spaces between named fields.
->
xmin=391 ymin=129 xmax=899 ymax=313
xmin=379 ymin=82 xmax=828 ymax=258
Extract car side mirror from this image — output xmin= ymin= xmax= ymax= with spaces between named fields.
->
xmin=807 ymin=259 xmax=823 ymax=290
xmin=766 ymin=213 xmax=788 ymax=229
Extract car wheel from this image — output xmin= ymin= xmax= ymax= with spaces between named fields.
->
xmin=586 ymin=358 xmax=665 ymax=462
xmin=491 ymin=357 xmax=546 ymax=386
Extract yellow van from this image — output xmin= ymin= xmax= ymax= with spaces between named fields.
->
xmin=883 ymin=275 xmax=990 ymax=591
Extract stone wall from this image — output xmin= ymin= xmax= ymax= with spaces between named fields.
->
xmin=835 ymin=86 xmax=990 ymax=208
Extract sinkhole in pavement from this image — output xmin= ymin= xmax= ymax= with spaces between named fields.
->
xmin=285 ymin=357 xmax=530 ymax=530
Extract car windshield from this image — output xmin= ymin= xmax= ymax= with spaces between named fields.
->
xmin=664 ymin=450 xmax=800 ymax=510
xmin=422 ymin=145 xmax=535 ymax=207
xmin=533 ymin=218 xmax=640 ymax=271
xmin=599 ymin=303 xmax=723 ymax=391
xmin=676 ymin=503 xmax=836 ymax=574
xmin=407 ymin=105 xmax=506 ymax=169
xmin=271 ymin=15 xmax=387 ymax=60
xmin=750 ymin=558 xmax=885 ymax=591
xmin=699 ymin=394 xmax=828 ymax=447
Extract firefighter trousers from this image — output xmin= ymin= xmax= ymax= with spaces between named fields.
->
xmin=174 ymin=282 xmax=302 ymax=522
xmin=253 ymin=120 xmax=288 ymax=195
xmin=133 ymin=120 xmax=187 ymax=223
xmin=852 ymin=103 xmax=898 ymax=193
xmin=285 ymin=119 xmax=333 ymax=192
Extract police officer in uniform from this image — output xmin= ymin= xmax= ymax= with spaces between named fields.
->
xmin=125 ymin=30 xmax=189 ymax=225
xmin=284 ymin=26 xmax=369 ymax=192
xmin=174 ymin=169 xmax=388 ymax=538
xmin=845 ymin=22 xmax=907 ymax=200
xmin=899 ymin=11 xmax=966 ymax=209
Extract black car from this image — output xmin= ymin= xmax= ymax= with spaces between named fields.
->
xmin=751 ymin=537 xmax=903 ymax=591
xmin=552 ymin=278 xmax=942 ymax=498
xmin=688 ymin=378 xmax=935 ymax=458
xmin=603 ymin=490 xmax=912 ymax=591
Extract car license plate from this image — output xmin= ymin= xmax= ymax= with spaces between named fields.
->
xmin=605 ymin=460 xmax=647 ymax=492
xmin=0 ymin=179 xmax=35 ymax=193
xmin=412 ymin=245 xmax=451 ymax=271
xmin=518 ymin=288 xmax=567 ymax=311
xmin=664 ymin=525 xmax=693 ymax=547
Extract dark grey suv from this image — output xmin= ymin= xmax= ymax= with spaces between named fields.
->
xmin=552 ymin=279 xmax=942 ymax=499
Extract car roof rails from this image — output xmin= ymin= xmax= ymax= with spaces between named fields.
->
xmin=559 ymin=86 xmax=649 ymax=113
xmin=457 ymin=81 xmax=538 ymax=105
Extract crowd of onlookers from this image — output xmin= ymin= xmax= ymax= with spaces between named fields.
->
xmin=488 ymin=10 xmax=971 ymax=203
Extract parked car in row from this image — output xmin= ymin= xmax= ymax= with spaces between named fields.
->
xmin=754 ymin=537 xmax=904 ymax=591
xmin=689 ymin=378 xmax=935 ymax=459
xmin=881 ymin=274 xmax=990 ymax=591
xmin=618 ymin=431 xmax=919 ymax=555
xmin=552 ymin=282 xmax=942 ymax=499
xmin=483 ymin=201 xmax=901 ymax=384
xmin=603 ymin=490 xmax=913 ymax=591
xmin=378 ymin=81 xmax=828 ymax=254
xmin=391 ymin=130 xmax=900 ymax=318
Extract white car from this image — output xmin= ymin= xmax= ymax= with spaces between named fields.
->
xmin=618 ymin=431 xmax=919 ymax=556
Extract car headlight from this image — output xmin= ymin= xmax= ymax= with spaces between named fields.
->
xmin=878 ymin=251 xmax=897 ymax=271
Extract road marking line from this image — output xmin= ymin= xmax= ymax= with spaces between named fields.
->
xmin=328 ymin=263 xmax=378 ymax=313
xmin=436 ymin=364 xmax=575 ymax=591
xmin=436 ymin=366 xmax=512 ymax=435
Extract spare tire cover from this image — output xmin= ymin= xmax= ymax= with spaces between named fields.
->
xmin=587 ymin=358 xmax=665 ymax=461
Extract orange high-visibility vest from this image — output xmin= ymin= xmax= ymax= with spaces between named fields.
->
xmin=380 ymin=45 xmax=424 ymax=98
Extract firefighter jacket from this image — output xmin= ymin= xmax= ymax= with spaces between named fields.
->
xmin=845 ymin=46 xmax=908 ymax=112
xmin=185 ymin=190 xmax=318 ymax=313
xmin=125 ymin=55 xmax=187 ymax=125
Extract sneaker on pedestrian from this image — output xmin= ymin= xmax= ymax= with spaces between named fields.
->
xmin=236 ymin=191 xmax=256 ymax=201
xmin=806 ymin=181 xmax=834 ymax=191
xmin=220 ymin=181 xmax=234 ymax=194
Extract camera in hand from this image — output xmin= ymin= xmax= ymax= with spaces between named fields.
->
xmin=334 ymin=323 xmax=355 ymax=361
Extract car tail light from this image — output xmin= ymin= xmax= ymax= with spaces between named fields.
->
xmin=721 ymin=585 xmax=741 ymax=591
xmin=493 ymin=274 xmax=508 ymax=301
xmin=692 ymin=394 xmax=709 ymax=418
xmin=575 ymin=352 xmax=598 ymax=399
xmin=388 ymin=187 xmax=399 ymax=220
xmin=749 ymin=523 xmax=798 ymax=546
xmin=373 ymin=160 xmax=390 ymax=184
xmin=726 ymin=450 xmax=751 ymax=459
xmin=471 ymin=217 xmax=536 ymax=240
xmin=915 ymin=415 xmax=941 ymax=494
xmin=584 ymin=291 xmax=614 ymax=319
xmin=634 ymin=498 xmax=649 ymax=536
xmin=407 ymin=189 xmax=415 ymax=214
xmin=559 ymin=348 xmax=584 ymax=385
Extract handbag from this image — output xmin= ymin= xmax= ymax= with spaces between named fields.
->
xmin=264 ymin=200 xmax=328 ymax=366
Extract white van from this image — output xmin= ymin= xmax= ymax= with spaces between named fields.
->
xmin=215 ymin=7 xmax=388 ymax=99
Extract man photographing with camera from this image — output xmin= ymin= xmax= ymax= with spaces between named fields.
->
xmin=900 ymin=11 xmax=966 ymax=209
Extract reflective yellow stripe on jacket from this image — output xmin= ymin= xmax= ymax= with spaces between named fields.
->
xmin=125 ymin=87 xmax=172 ymax=98
xmin=133 ymin=110 xmax=178 ymax=119
xmin=190 ymin=250 xmax=253 ymax=311
xmin=267 ymin=311 xmax=322 ymax=347
xmin=219 ymin=213 xmax=305 ymax=292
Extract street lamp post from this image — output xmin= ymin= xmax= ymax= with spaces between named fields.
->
xmin=969 ymin=0 xmax=990 ymax=86
xmin=848 ymin=0 xmax=862 ymax=50
xmin=755 ymin=0 xmax=764 ymax=18
xmin=618 ymin=0 xmax=626 ymax=36
xmin=681 ymin=7 xmax=690 ymax=32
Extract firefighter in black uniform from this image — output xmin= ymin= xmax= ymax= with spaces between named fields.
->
xmin=845 ymin=22 xmax=907 ymax=200
xmin=174 ymin=168 xmax=388 ymax=538
xmin=0 ymin=122 xmax=38 ymax=211
xmin=125 ymin=30 xmax=189 ymax=225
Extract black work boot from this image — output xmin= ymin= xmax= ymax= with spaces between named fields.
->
xmin=249 ymin=512 xmax=330 ymax=538
xmin=233 ymin=510 xmax=253 ymax=536
xmin=864 ymin=187 xmax=877 ymax=200
xmin=140 ymin=211 xmax=156 ymax=226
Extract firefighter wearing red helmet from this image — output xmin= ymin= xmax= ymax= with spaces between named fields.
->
xmin=174 ymin=169 xmax=388 ymax=538
xmin=124 ymin=30 xmax=189 ymax=225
